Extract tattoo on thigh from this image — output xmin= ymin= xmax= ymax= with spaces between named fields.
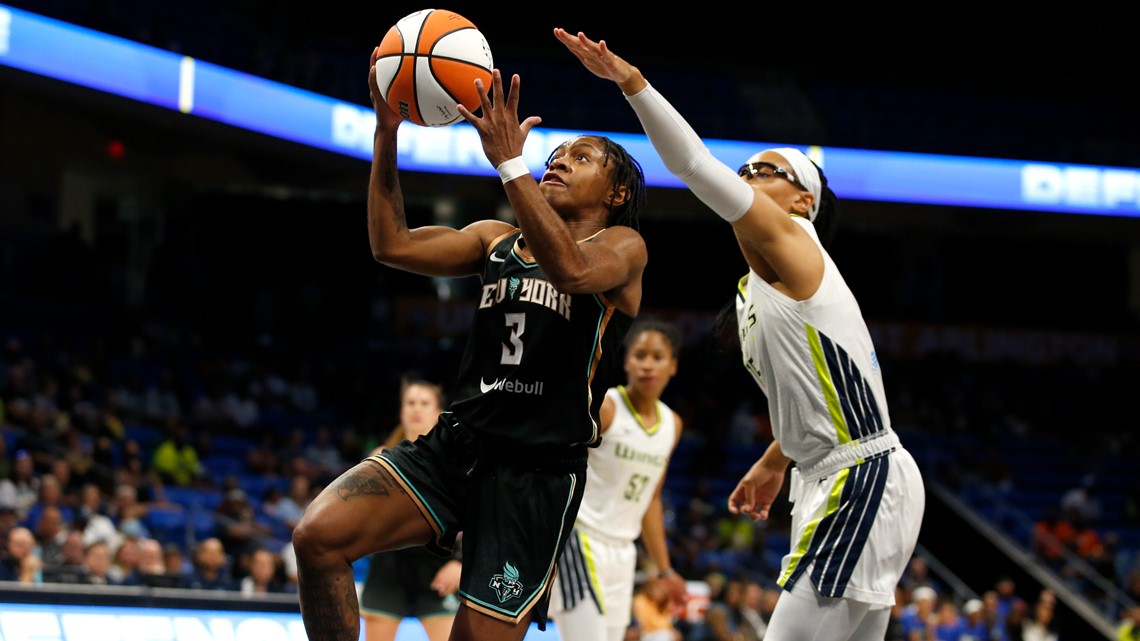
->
xmin=334 ymin=465 xmax=400 ymax=501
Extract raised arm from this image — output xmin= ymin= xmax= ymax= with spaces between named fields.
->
xmin=366 ymin=47 xmax=509 ymax=278
xmin=457 ymin=70 xmax=646 ymax=310
xmin=554 ymin=29 xmax=821 ymax=296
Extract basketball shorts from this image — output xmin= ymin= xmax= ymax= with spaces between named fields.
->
xmin=360 ymin=547 xmax=459 ymax=619
xmin=374 ymin=413 xmax=587 ymax=630
xmin=548 ymin=525 xmax=638 ymax=632
xmin=779 ymin=444 xmax=925 ymax=607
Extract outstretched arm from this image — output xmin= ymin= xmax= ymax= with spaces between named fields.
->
xmin=554 ymin=29 xmax=818 ymax=292
xmin=366 ymin=47 xmax=506 ymax=278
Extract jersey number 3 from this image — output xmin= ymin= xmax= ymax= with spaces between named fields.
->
xmin=500 ymin=313 xmax=526 ymax=365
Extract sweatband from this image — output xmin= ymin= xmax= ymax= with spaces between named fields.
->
xmin=625 ymin=84 xmax=752 ymax=223
xmin=496 ymin=156 xmax=530 ymax=184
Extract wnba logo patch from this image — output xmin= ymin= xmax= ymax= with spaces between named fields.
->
xmin=489 ymin=561 xmax=524 ymax=603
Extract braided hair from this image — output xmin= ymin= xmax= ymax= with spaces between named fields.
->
xmin=544 ymin=136 xmax=647 ymax=230
xmin=808 ymin=159 xmax=841 ymax=249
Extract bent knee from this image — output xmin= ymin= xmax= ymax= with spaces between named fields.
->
xmin=291 ymin=511 xmax=341 ymax=560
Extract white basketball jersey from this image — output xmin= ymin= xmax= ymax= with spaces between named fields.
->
xmin=575 ymin=386 xmax=678 ymax=542
xmin=734 ymin=216 xmax=891 ymax=467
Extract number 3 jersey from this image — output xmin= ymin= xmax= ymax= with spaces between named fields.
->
xmin=574 ymin=386 xmax=677 ymax=541
xmin=448 ymin=230 xmax=634 ymax=449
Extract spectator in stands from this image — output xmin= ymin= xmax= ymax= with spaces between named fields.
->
xmin=163 ymin=542 xmax=190 ymax=580
xmin=8 ymin=449 xmax=38 ymax=520
xmin=302 ymin=425 xmax=346 ymax=483
xmin=0 ymin=525 xmax=42 ymax=583
xmin=1061 ymin=473 xmax=1102 ymax=523
xmin=76 ymin=482 xmax=118 ymax=549
xmin=900 ymin=555 xmax=944 ymax=596
xmin=1033 ymin=505 xmax=1076 ymax=564
xmin=126 ymin=537 xmax=168 ymax=586
xmin=32 ymin=504 xmax=67 ymax=567
xmin=736 ymin=579 xmax=770 ymax=641
xmin=1119 ymin=603 xmax=1140 ymax=641
xmin=185 ymin=537 xmax=234 ymax=590
xmin=0 ymin=504 xmax=20 ymax=550
xmin=152 ymin=421 xmax=203 ymax=487
xmin=993 ymin=575 xmax=1025 ymax=625
xmin=215 ymin=487 xmax=273 ymax=568
xmin=631 ymin=577 xmax=683 ymax=641
xmin=1021 ymin=597 xmax=1058 ymax=641
xmin=932 ymin=599 xmax=966 ymax=641
xmin=110 ymin=483 xmax=152 ymax=539
xmin=81 ymin=539 xmax=116 ymax=585
xmin=244 ymin=432 xmax=280 ymax=476
xmin=240 ymin=546 xmax=285 ymax=596
xmin=24 ymin=473 xmax=74 ymax=531
xmin=697 ymin=577 xmax=757 ymax=641
xmin=42 ymin=529 xmax=86 ymax=583
xmin=1001 ymin=598 xmax=1028 ymax=641
xmin=899 ymin=585 xmax=937 ymax=641
xmin=108 ymin=534 xmax=142 ymax=583
xmin=267 ymin=473 xmax=310 ymax=533
xmin=960 ymin=598 xmax=989 ymax=641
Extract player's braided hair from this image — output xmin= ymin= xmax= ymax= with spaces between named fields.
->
xmin=809 ymin=159 xmax=841 ymax=249
xmin=544 ymin=136 xmax=647 ymax=230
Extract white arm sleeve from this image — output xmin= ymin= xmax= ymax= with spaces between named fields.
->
xmin=625 ymin=83 xmax=753 ymax=223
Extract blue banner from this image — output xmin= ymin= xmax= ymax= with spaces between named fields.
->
xmin=2 ymin=4 xmax=1137 ymax=218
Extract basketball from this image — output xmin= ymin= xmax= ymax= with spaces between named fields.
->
xmin=373 ymin=9 xmax=493 ymax=127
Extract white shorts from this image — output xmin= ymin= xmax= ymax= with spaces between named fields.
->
xmin=778 ymin=446 xmax=924 ymax=607
xmin=548 ymin=525 xmax=637 ymax=639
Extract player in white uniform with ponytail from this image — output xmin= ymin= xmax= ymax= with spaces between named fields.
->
xmin=549 ymin=320 xmax=687 ymax=641
xmin=557 ymin=29 xmax=926 ymax=641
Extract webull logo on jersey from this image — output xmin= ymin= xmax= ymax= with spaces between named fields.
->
xmin=479 ymin=276 xmax=571 ymax=321
xmin=479 ymin=377 xmax=545 ymax=395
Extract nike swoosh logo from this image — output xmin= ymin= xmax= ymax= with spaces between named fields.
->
xmin=489 ymin=252 xmax=506 ymax=262
xmin=479 ymin=377 xmax=502 ymax=393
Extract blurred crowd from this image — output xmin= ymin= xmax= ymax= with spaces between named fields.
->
xmin=1 ymin=316 xmax=1137 ymax=640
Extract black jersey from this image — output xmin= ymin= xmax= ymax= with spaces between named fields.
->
xmin=448 ymin=229 xmax=634 ymax=449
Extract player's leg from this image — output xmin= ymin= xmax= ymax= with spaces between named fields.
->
xmin=361 ymin=612 xmax=403 ymax=641
xmin=450 ymin=606 xmax=534 ymax=641
xmin=764 ymin=579 xmax=876 ymax=641
xmin=417 ymin=614 xmax=455 ymax=641
xmin=293 ymin=457 xmax=436 ymax=641
xmin=548 ymin=529 xmax=610 ymax=641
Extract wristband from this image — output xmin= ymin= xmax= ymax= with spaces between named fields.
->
xmin=496 ymin=156 xmax=531 ymax=184
xmin=660 ymin=567 xmax=677 ymax=578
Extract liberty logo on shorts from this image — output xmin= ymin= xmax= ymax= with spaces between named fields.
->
xmin=489 ymin=561 xmax=524 ymax=603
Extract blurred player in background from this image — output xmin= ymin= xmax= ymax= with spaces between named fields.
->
xmin=291 ymin=47 xmax=650 ymax=641
xmin=549 ymin=320 xmax=688 ymax=641
xmin=361 ymin=379 xmax=460 ymax=641
xmin=556 ymin=28 xmax=925 ymax=641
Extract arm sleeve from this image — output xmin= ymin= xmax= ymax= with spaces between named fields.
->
xmin=625 ymin=83 xmax=754 ymax=223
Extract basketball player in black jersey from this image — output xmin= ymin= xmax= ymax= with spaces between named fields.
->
xmin=292 ymin=49 xmax=649 ymax=641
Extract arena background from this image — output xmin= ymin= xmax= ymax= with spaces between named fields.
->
xmin=0 ymin=2 xmax=1138 ymax=640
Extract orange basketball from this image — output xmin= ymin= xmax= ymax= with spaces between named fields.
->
xmin=373 ymin=9 xmax=493 ymax=127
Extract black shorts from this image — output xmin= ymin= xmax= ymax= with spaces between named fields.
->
xmin=360 ymin=547 xmax=458 ymax=619
xmin=373 ymin=413 xmax=587 ymax=630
